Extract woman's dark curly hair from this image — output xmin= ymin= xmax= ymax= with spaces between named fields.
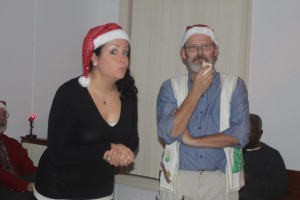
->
xmin=89 ymin=45 xmax=138 ymax=102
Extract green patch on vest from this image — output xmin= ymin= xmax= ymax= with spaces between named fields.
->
xmin=232 ymin=147 xmax=244 ymax=173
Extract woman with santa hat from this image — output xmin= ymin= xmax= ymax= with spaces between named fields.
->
xmin=34 ymin=23 xmax=139 ymax=200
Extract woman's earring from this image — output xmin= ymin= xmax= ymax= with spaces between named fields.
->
xmin=93 ymin=63 xmax=97 ymax=66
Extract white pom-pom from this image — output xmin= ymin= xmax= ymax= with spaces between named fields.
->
xmin=78 ymin=76 xmax=91 ymax=87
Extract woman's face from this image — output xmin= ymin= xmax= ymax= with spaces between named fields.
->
xmin=93 ymin=39 xmax=130 ymax=81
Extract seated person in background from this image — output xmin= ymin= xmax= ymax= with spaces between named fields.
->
xmin=0 ymin=100 xmax=37 ymax=200
xmin=239 ymin=113 xmax=288 ymax=200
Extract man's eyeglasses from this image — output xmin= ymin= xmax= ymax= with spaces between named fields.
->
xmin=184 ymin=44 xmax=215 ymax=52
xmin=0 ymin=112 xmax=9 ymax=119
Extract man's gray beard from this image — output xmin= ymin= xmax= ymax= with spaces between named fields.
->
xmin=188 ymin=63 xmax=202 ymax=73
xmin=187 ymin=56 xmax=217 ymax=73
xmin=0 ymin=124 xmax=7 ymax=133
xmin=187 ymin=59 xmax=208 ymax=73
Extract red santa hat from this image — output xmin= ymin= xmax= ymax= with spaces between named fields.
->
xmin=78 ymin=23 xmax=130 ymax=87
xmin=0 ymin=101 xmax=7 ymax=112
xmin=180 ymin=24 xmax=218 ymax=48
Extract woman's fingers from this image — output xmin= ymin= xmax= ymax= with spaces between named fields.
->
xmin=104 ymin=144 xmax=136 ymax=166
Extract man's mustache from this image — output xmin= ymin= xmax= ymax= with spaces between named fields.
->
xmin=192 ymin=55 xmax=208 ymax=63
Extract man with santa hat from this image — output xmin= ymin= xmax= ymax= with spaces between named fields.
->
xmin=157 ymin=24 xmax=250 ymax=200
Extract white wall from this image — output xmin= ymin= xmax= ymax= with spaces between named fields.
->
xmin=249 ymin=0 xmax=300 ymax=170
xmin=0 ymin=0 xmax=36 ymax=139
xmin=0 ymin=0 xmax=120 ymax=140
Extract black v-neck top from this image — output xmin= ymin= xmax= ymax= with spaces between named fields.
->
xmin=35 ymin=77 xmax=139 ymax=199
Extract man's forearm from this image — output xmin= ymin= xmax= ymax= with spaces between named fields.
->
xmin=172 ymin=91 xmax=202 ymax=137
xmin=183 ymin=132 xmax=239 ymax=148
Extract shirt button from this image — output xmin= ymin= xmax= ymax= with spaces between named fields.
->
xmin=198 ymin=126 xmax=201 ymax=129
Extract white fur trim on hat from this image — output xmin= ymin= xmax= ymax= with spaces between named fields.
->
xmin=78 ymin=76 xmax=91 ymax=87
xmin=0 ymin=102 xmax=7 ymax=112
xmin=93 ymin=29 xmax=130 ymax=50
xmin=180 ymin=26 xmax=218 ymax=48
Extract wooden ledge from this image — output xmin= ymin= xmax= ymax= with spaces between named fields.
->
xmin=20 ymin=136 xmax=48 ymax=146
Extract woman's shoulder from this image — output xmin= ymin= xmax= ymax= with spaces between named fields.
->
xmin=60 ymin=76 xmax=81 ymax=88
xmin=56 ymin=76 xmax=84 ymax=93
xmin=53 ymin=76 xmax=87 ymax=101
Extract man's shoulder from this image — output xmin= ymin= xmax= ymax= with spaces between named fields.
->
xmin=0 ymin=134 xmax=21 ymax=144
xmin=262 ymin=142 xmax=279 ymax=152
xmin=170 ymin=74 xmax=189 ymax=84
xmin=261 ymin=142 xmax=283 ymax=159
xmin=158 ymin=75 xmax=188 ymax=97
xmin=220 ymin=73 xmax=244 ymax=83
xmin=219 ymin=73 xmax=247 ymax=94
xmin=171 ymin=74 xmax=189 ymax=79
